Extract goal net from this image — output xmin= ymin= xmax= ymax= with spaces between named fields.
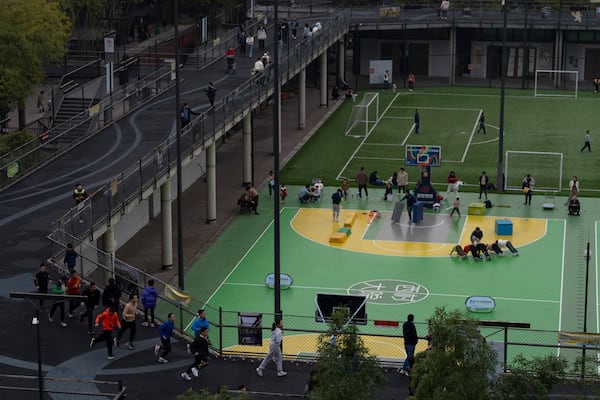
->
xmin=344 ymin=92 xmax=380 ymax=137
xmin=504 ymin=151 xmax=563 ymax=191
xmin=534 ymin=70 xmax=579 ymax=98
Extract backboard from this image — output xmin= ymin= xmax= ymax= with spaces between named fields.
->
xmin=405 ymin=145 xmax=441 ymax=167
xmin=315 ymin=293 xmax=368 ymax=325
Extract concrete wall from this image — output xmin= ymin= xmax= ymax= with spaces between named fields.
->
xmin=429 ymin=41 xmax=450 ymax=77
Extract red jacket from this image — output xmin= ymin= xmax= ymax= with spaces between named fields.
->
xmin=447 ymin=175 xmax=458 ymax=184
xmin=95 ymin=308 xmax=121 ymax=331
xmin=66 ymin=276 xmax=81 ymax=295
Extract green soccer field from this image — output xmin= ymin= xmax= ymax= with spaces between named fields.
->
xmin=282 ymin=87 xmax=600 ymax=196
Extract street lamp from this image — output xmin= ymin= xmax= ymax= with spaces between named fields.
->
xmin=496 ymin=0 xmax=507 ymax=193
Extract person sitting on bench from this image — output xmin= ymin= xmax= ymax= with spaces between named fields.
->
xmin=568 ymin=196 xmax=581 ymax=216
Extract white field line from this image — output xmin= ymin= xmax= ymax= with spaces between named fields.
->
xmin=336 ymin=93 xmax=401 ymax=180
xmin=557 ymin=219 xmax=567 ymax=347
xmin=401 ymin=124 xmax=415 ymax=146
xmin=596 ymin=222 xmax=599 ymax=333
xmin=390 ymin=106 xmax=481 ymax=111
xmin=460 ymin=109 xmax=482 ymax=163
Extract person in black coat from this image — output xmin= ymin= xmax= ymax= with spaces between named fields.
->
xmin=401 ymin=314 xmax=418 ymax=375
xmin=180 ymin=327 xmax=211 ymax=380
xmin=102 ymin=278 xmax=122 ymax=309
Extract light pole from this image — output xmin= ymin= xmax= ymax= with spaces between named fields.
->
xmin=273 ymin=0 xmax=282 ymax=324
xmin=497 ymin=0 xmax=507 ymax=193
xmin=174 ymin=0 xmax=184 ymax=297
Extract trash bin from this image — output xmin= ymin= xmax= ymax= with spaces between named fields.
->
xmin=412 ymin=201 xmax=424 ymax=223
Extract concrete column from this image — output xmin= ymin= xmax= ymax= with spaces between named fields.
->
xmin=160 ymin=179 xmax=173 ymax=269
xmin=449 ymin=27 xmax=456 ymax=86
xmin=242 ymin=113 xmax=252 ymax=185
xmin=298 ymin=68 xmax=306 ymax=130
xmin=337 ymin=39 xmax=345 ymax=82
xmin=320 ymin=52 xmax=327 ymax=108
xmin=101 ymin=226 xmax=115 ymax=283
xmin=206 ymin=142 xmax=217 ymax=223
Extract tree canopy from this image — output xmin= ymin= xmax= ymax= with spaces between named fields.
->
xmin=0 ymin=0 xmax=71 ymax=113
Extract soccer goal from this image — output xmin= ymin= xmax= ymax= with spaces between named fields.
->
xmin=344 ymin=92 xmax=380 ymax=137
xmin=534 ymin=70 xmax=579 ymax=98
xmin=504 ymin=151 xmax=563 ymax=191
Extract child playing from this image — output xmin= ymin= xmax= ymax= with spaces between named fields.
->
xmin=267 ymin=170 xmax=275 ymax=198
xmin=280 ymin=184 xmax=288 ymax=203
xmin=450 ymin=197 xmax=461 ymax=217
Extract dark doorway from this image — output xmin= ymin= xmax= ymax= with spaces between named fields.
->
xmin=380 ymin=42 xmax=403 ymax=78
xmin=408 ymin=43 xmax=429 ymax=75
xmin=584 ymin=49 xmax=600 ymax=80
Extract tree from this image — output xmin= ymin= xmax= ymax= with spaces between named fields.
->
xmin=308 ymin=310 xmax=386 ymax=400
xmin=177 ymin=387 xmax=250 ymax=400
xmin=410 ymin=307 xmax=498 ymax=400
xmin=0 ymin=0 xmax=71 ymax=128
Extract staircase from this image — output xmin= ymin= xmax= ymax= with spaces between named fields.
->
xmin=52 ymin=97 xmax=98 ymax=145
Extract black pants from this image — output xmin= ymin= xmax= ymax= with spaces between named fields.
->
xmin=81 ymin=305 xmax=95 ymax=331
xmin=186 ymin=354 xmax=209 ymax=374
xmin=94 ymin=330 xmax=114 ymax=356
xmin=581 ymin=142 xmax=591 ymax=152
xmin=450 ymin=207 xmax=460 ymax=217
xmin=68 ymin=299 xmax=80 ymax=315
xmin=524 ymin=191 xmax=532 ymax=205
xmin=358 ymin=184 xmax=368 ymax=198
xmin=49 ymin=302 xmax=65 ymax=322
xmin=117 ymin=320 xmax=136 ymax=343
xmin=160 ymin=337 xmax=171 ymax=358
xmin=479 ymin=185 xmax=487 ymax=199
xmin=144 ymin=307 xmax=155 ymax=324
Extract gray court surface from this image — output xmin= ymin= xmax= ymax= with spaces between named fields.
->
xmin=374 ymin=211 xmax=460 ymax=244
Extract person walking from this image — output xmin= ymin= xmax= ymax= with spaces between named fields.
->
xmin=257 ymin=24 xmax=267 ymax=51
xmin=266 ymin=170 xmax=275 ymax=198
xmin=440 ymin=0 xmax=450 ymax=19
xmin=383 ymin=70 xmax=390 ymax=89
xmin=477 ymin=111 xmax=486 ymax=134
xmin=48 ymin=277 xmax=68 ymax=327
xmin=34 ymin=263 xmax=51 ymax=306
xmin=180 ymin=103 xmax=198 ymax=128
xmin=80 ymin=282 xmax=101 ymax=335
xmin=205 ymin=82 xmax=217 ymax=108
xmin=90 ymin=306 xmax=121 ymax=360
xmin=291 ymin=18 xmax=299 ymax=40
xmin=191 ymin=309 xmax=210 ymax=338
xmin=181 ymin=327 xmax=211 ymax=381
xmin=401 ymin=191 xmax=417 ymax=222
xmin=414 ymin=109 xmax=420 ymax=134
xmin=356 ymin=167 xmax=369 ymax=198
xmin=155 ymin=312 xmax=176 ymax=363
xmin=116 ymin=293 xmax=138 ymax=350
xmin=400 ymin=314 xmax=418 ymax=375
xmin=256 ymin=319 xmax=287 ymax=377
xmin=580 ymin=130 xmax=591 ymax=152
xmin=449 ymin=197 xmax=461 ymax=217
xmin=331 ymin=188 xmax=343 ymax=222
xmin=522 ymin=174 xmax=535 ymax=205
xmin=102 ymin=278 xmax=122 ymax=311
xmin=73 ymin=183 xmax=88 ymax=224
xmin=63 ymin=243 xmax=78 ymax=271
xmin=37 ymin=90 xmax=46 ymax=113
xmin=246 ymin=185 xmax=260 ymax=215
xmin=141 ymin=279 xmax=158 ymax=328
xmin=478 ymin=171 xmax=489 ymax=200
xmin=397 ymin=168 xmax=409 ymax=194
xmin=66 ymin=270 xmax=81 ymax=318
xmin=408 ymin=72 xmax=416 ymax=91
xmin=245 ymin=32 xmax=255 ymax=59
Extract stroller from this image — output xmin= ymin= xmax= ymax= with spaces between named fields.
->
xmin=226 ymin=55 xmax=236 ymax=74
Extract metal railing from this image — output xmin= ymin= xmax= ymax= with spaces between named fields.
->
xmin=50 ymin=12 xmax=352 ymax=241
xmin=44 ymin=231 xmax=600 ymax=379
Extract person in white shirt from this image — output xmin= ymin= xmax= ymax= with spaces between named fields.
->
xmin=256 ymin=319 xmax=287 ymax=377
xmin=245 ymin=33 xmax=255 ymax=58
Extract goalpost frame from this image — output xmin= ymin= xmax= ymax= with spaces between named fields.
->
xmin=344 ymin=92 xmax=380 ymax=137
xmin=534 ymin=69 xmax=579 ymax=99
xmin=504 ymin=150 xmax=563 ymax=192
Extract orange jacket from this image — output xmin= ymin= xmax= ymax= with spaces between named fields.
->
xmin=95 ymin=308 xmax=121 ymax=331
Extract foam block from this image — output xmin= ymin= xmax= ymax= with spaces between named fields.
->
xmin=344 ymin=212 xmax=357 ymax=227
xmin=329 ymin=232 xmax=347 ymax=243
xmin=337 ymin=227 xmax=352 ymax=235
xmin=495 ymin=219 xmax=513 ymax=235
xmin=468 ymin=203 xmax=486 ymax=215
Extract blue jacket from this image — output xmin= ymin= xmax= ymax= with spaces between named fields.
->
xmin=191 ymin=317 xmax=210 ymax=337
xmin=158 ymin=320 xmax=174 ymax=339
xmin=141 ymin=286 xmax=158 ymax=308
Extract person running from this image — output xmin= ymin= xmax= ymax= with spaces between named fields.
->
xmin=256 ymin=319 xmax=287 ymax=377
xmin=155 ymin=313 xmax=176 ymax=363
xmin=63 ymin=243 xmax=78 ymax=271
xmin=48 ymin=277 xmax=68 ymax=327
xmin=116 ymin=293 xmax=138 ymax=350
xmin=66 ymin=270 xmax=81 ymax=318
xmin=90 ymin=306 xmax=121 ymax=360
xmin=205 ymin=82 xmax=217 ymax=108
xmin=141 ymin=279 xmax=158 ymax=328
xmin=181 ymin=327 xmax=211 ymax=381
xmin=80 ymin=282 xmax=101 ymax=335
xmin=191 ymin=309 xmax=210 ymax=338
xmin=580 ymin=130 xmax=591 ymax=152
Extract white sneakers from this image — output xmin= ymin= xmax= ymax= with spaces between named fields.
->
xmin=257 ymin=367 xmax=287 ymax=377
xmin=255 ymin=368 xmax=263 ymax=377
xmin=191 ymin=367 xmax=199 ymax=377
xmin=181 ymin=372 xmax=191 ymax=381
xmin=154 ymin=344 xmax=160 ymax=356
xmin=158 ymin=357 xmax=169 ymax=364
xmin=277 ymin=371 xmax=288 ymax=377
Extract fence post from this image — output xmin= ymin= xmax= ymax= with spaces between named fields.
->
xmin=139 ymin=159 xmax=143 ymax=200
xmin=179 ymin=306 xmax=184 ymax=332
xmin=503 ymin=326 xmax=508 ymax=372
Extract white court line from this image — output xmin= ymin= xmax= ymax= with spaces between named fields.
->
xmin=222 ymin=282 xmax=559 ymax=304
xmin=558 ymin=219 xmax=566 ymax=336
xmin=382 ymin=116 xmax=413 ymax=120
xmin=336 ymin=93 xmax=401 ymax=180
xmin=390 ymin=106 xmax=481 ymax=111
xmin=595 ymin=222 xmax=599 ymax=334
xmin=401 ymin=124 xmax=415 ymax=146
xmin=411 ymin=91 xmax=598 ymax=102
xmin=363 ymin=143 xmax=405 ymax=147
xmin=460 ymin=109 xmax=482 ymax=163
xmin=354 ymin=156 xmax=404 ymax=161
